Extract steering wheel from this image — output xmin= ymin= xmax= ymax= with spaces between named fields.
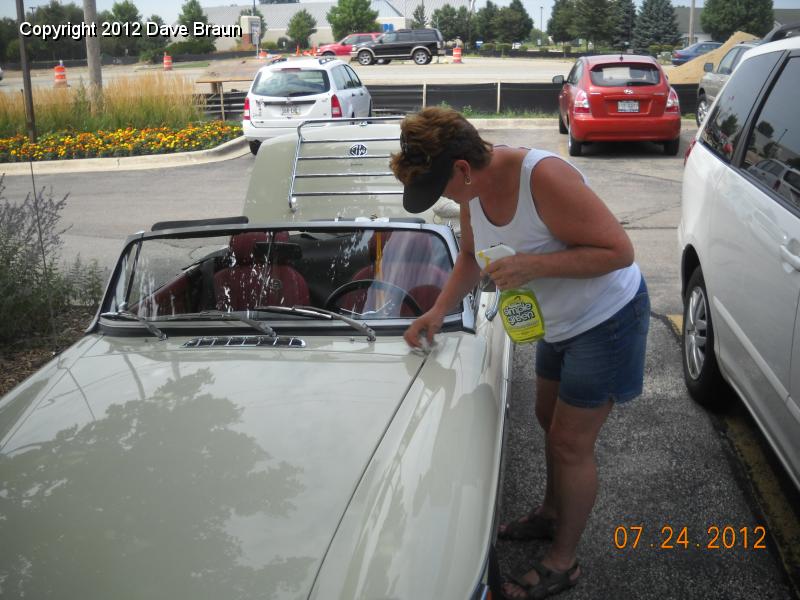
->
xmin=324 ymin=279 xmax=423 ymax=317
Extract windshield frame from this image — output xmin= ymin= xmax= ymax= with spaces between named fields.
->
xmin=90 ymin=221 xmax=474 ymax=338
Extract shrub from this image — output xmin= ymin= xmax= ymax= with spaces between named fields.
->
xmin=648 ymin=44 xmax=662 ymax=56
xmin=165 ymin=38 xmax=216 ymax=56
xmin=497 ymin=43 xmax=512 ymax=55
xmin=276 ymin=37 xmax=291 ymax=49
xmin=518 ymin=45 xmax=528 ymax=52
xmin=263 ymin=40 xmax=278 ymax=50
xmin=563 ymin=44 xmax=572 ymax=54
xmin=479 ymin=43 xmax=495 ymax=54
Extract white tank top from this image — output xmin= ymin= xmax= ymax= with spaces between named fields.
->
xmin=469 ymin=148 xmax=641 ymax=343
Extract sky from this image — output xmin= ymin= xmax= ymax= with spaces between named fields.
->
xmin=2 ymin=0 xmax=798 ymax=31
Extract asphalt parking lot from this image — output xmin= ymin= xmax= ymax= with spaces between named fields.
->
xmin=1 ymin=122 xmax=798 ymax=599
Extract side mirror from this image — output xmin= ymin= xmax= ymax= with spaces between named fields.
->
xmin=378 ymin=39 xmax=384 ymax=44
xmin=703 ymin=62 xmax=713 ymax=72
xmin=552 ymin=75 xmax=565 ymax=85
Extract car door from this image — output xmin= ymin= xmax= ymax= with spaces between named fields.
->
xmin=559 ymin=61 xmax=583 ymax=120
xmin=344 ymin=64 xmax=369 ymax=115
xmin=706 ymin=53 xmax=800 ymax=468
xmin=330 ymin=66 xmax=357 ymax=116
xmin=373 ymin=32 xmax=397 ymax=59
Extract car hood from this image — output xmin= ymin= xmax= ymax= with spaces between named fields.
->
xmin=0 ymin=335 xmax=426 ymax=599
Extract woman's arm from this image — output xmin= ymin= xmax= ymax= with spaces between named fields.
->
xmin=485 ymin=157 xmax=634 ymax=290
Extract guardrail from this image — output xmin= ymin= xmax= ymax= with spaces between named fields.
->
xmin=199 ymin=83 xmax=698 ymax=121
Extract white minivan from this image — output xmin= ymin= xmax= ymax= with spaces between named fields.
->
xmin=678 ymin=23 xmax=800 ymax=489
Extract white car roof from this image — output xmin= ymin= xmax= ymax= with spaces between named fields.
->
xmin=740 ymin=34 xmax=799 ymax=62
xmin=259 ymin=57 xmax=344 ymax=72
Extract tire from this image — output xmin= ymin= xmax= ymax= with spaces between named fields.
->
xmin=696 ymin=94 xmax=709 ymax=127
xmin=249 ymin=140 xmax=261 ymax=156
xmin=682 ymin=266 xmax=728 ymax=409
xmin=413 ymin=49 xmax=430 ymax=65
xmin=558 ymin=113 xmax=567 ymax=134
xmin=323 ymin=51 xmax=335 ymax=57
xmin=664 ymin=137 xmax=680 ymax=156
xmin=567 ymin=123 xmax=582 ymax=157
xmin=358 ymin=50 xmax=374 ymax=66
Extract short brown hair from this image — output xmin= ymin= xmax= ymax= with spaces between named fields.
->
xmin=390 ymin=107 xmax=493 ymax=186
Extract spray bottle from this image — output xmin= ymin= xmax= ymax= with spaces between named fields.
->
xmin=477 ymin=244 xmax=545 ymax=344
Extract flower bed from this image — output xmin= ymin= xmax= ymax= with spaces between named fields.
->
xmin=0 ymin=121 xmax=242 ymax=163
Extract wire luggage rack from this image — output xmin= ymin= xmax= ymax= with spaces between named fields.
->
xmin=287 ymin=116 xmax=405 ymax=213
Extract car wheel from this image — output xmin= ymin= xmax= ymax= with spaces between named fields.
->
xmin=696 ymin=94 xmax=709 ymax=126
xmin=558 ymin=113 xmax=567 ymax=134
xmin=413 ymin=49 xmax=430 ymax=65
xmin=249 ymin=140 xmax=261 ymax=156
xmin=682 ymin=266 xmax=727 ymax=409
xmin=323 ymin=51 xmax=335 ymax=57
xmin=358 ymin=50 xmax=374 ymax=66
xmin=664 ymin=138 xmax=680 ymax=156
xmin=567 ymin=123 xmax=582 ymax=157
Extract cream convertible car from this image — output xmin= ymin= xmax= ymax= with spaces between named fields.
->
xmin=0 ymin=119 xmax=511 ymax=599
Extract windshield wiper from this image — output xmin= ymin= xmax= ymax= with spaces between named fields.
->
xmin=253 ymin=305 xmax=376 ymax=342
xmin=164 ymin=310 xmax=277 ymax=338
xmin=100 ymin=311 xmax=167 ymax=341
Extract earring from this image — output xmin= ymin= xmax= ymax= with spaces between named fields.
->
xmin=464 ymin=175 xmax=472 ymax=185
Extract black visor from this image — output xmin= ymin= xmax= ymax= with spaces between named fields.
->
xmin=402 ymin=153 xmax=454 ymax=213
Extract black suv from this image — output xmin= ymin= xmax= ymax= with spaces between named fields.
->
xmin=351 ymin=29 xmax=444 ymax=66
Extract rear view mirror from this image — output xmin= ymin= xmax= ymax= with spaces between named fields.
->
xmin=704 ymin=62 xmax=713 ymax=72
xmin=552 ymin=75 xmax=565 ymax=85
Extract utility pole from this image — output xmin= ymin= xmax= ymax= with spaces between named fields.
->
xmin=540 ymin=5 xmax=543 ymax=45
xmin=688 ymin=0 xmax=695 ymax=45
xmin=82 ymin=0 xmax=103 ymax=113
xmin=15 ymin=0 xmax=36 ymax=143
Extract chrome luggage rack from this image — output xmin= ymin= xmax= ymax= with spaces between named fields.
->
xmin=287 ymin=116 xmax=405 ymax=213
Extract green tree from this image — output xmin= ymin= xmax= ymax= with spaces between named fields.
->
xmin=701 ymin=0 xmax=774 ymax=41
xmin=238 ymin=7 xmax=266 ymax=43
xmin=633 ymin=0 xmax=680 ymax=51
xmin=0 ymin=17 xmax=17 ymax=62
xmin=473 ymin=0 xmax=499 ymax=41
xmin=492 ymin=0 xmax=533 ymax=43
xmin=574 ymin=0 xmax=612 ymax=48
xmin=327 ymin=0 xmax=380 ymax=41
xmin=287 ymin=9 xmax=317 ymax=48
xmin=431 ymin=4 xmax=460 ymax=41
xmin=20 ymin=1 xmax=86 ymax=61
xmin=104 ymin=1 xmax=143 ymax=57
xmin=548 ymin=0 xmax=576 ymax=45
xmin=610 ymin=0 xmax=636 ymax=49
xmin=139 ymin=14 xmax=169 ymax=59
xmin=178 ymin=0 xmax=208 ymax=31
xmin=411 ymin=3 xmax=428 ymax=28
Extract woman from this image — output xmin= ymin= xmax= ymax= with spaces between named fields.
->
xmin=390 ymin=107 xmax=649 ymax=600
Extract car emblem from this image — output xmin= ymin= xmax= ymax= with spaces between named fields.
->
xmin=349 ymin=143 xmax=368 ymax=157
xmin=624 ymin=89 xmax=634 ymax=95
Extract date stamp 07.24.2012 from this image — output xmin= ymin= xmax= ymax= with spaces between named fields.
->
xmin=613 ymin=525 xmax=768 ymax=550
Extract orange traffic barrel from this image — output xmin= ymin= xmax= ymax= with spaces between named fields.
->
xmin=163 ymin=52 xmax=173 ymax=71
xmin=53 ymin=60 xmax=67 ymax=87
xmin=453 ymin=47 xmax=462 ymax=64
xmin=259 ymin=49 xmax=267 ymax=61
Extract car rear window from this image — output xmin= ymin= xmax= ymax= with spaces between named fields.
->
xmin=414 ymin=30 xmax=436 ymax=41
xmin=252 ymin=69 xmax=330 ymax=97
xmin=589 ymin=64 xmax=661 ymax=86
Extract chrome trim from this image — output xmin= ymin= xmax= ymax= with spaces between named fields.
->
xmin=182 ymin=335 xmax=306 ymax=348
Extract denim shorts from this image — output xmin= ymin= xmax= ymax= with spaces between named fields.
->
xmin=535 ymin=277 xmax=650 ymax=408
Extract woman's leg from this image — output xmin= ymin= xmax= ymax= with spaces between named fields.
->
xmin=535 ymin=377 xmax=560 ymax=519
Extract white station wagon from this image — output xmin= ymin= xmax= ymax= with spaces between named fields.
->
xmin=0 ymin=118 xmax=510 ymax=599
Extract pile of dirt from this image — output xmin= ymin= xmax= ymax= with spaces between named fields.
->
xmin=668 ymin=31 xmax=759 ymax=85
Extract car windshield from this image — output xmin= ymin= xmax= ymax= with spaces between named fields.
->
xmin=105 ymin=227 xmax=456 ymax=326
xmin=251 ymin=69 xmax=330 ymax=97
xmin=590 ymin=64 xmax=661 ymax=86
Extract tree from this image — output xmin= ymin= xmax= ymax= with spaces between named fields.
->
xmin=238 ymin=7 xmax=266 ymax=43
xmin=104 ymin=1 xmax=143 ymax=57
xmin=610 ymin=0 xmax=636 ymax=50
xmin=633 ymin=0 xmax=680 ymax=51
xmin=260 ymin=0 xmax=297 ymax=3
xmin=431 ymin=4 xmax=460 ymax=41
xmin=327 ymin=0 xmax=380 ymax=42
xmin=492 ymin=0 xmax=533 ymax=43
xmin=17 ymin=1 xmax=86 ymax=61
xmin=0 ymin=17 xmax=17 ymax=62
xmin=573 ymin=0 xmax=612 ymax=48
xmin=473 ymin=1 xmax=499 ymax=41
xmin=548 ymin=0 xmax=576 ymax=45
xmin=287 ymin=9 xmax=317 ymax=48
xmin=139 ymin=14 xmax=169 ymax=59
xmin=701 ymin=0 xmax=774 ymax=41
xmin=178 ymin=0 xmax=208 ymax=32
xmin=411 ymin=4 xmax=427 ymax=29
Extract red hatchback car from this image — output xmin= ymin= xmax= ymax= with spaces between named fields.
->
xmin=316 ymin=32 xmax=380 ymax=57
xmin=552 ymin=54 xmax=681 ymax=156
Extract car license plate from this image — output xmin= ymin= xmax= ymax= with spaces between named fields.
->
xmin=281 ymin=105 xmax=300 ymax=116
xmin=618 ymin=100 xmax=639 ymax=113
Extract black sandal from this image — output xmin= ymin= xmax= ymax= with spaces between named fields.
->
xmin=498 ymin=509 xmax=556 ymax=541
xmin=502 ymin=560 xmax=580 ymax=600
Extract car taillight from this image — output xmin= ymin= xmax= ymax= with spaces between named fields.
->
xmin=666 ymin=88 xmax=680 ymax=113
xmin=574 ymin=90 xmax=590 ymax=114
xmin=331 ymin=94 xmax=342 ymax=118
xmin=684 ymin=137 xmax=696 ymax=165
xmin=243 ymin=96 xmax=250 ymax=120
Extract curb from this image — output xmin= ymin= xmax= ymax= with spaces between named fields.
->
xmin=0 ymin=136 xmax=249 ymax=176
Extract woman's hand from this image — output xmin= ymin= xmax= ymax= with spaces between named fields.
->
xmin=404 ymin=308 xmax=446 ymax=349
xmin=484 ymin=254 xmax=537 ymax=290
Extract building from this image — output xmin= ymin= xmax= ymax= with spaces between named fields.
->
xmin=674 ymin=6 xmax=800 ymax=45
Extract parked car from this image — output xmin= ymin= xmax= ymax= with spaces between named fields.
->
xmin=678 ymin=23 xmax=800 ymax=490
xmin=671 ymin=41 xmax=722 ymax=66
xmin=315 ymin=32 xmax=380 ymax=57
xmin=242 ymin=56 xmax=372 ymax=155
xmin=552 ymin=54 xmax=681 ymax=156
xmin=695 ymin=40 xmax=759 ymax=125
xmin=351 ymin=28 xmax=445 ymax=66
xmin=0 ymin=117 xmax=510 ymax=599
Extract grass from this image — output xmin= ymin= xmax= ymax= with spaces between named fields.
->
xmin=0 ymin=73 xmax=204 ymax=138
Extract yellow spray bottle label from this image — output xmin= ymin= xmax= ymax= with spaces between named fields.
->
xmin=477 ymin=244 xmax=546 ymax=344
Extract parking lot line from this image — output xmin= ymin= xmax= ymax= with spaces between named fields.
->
xmin=667 ymin=314 xmax=682 ymax=336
